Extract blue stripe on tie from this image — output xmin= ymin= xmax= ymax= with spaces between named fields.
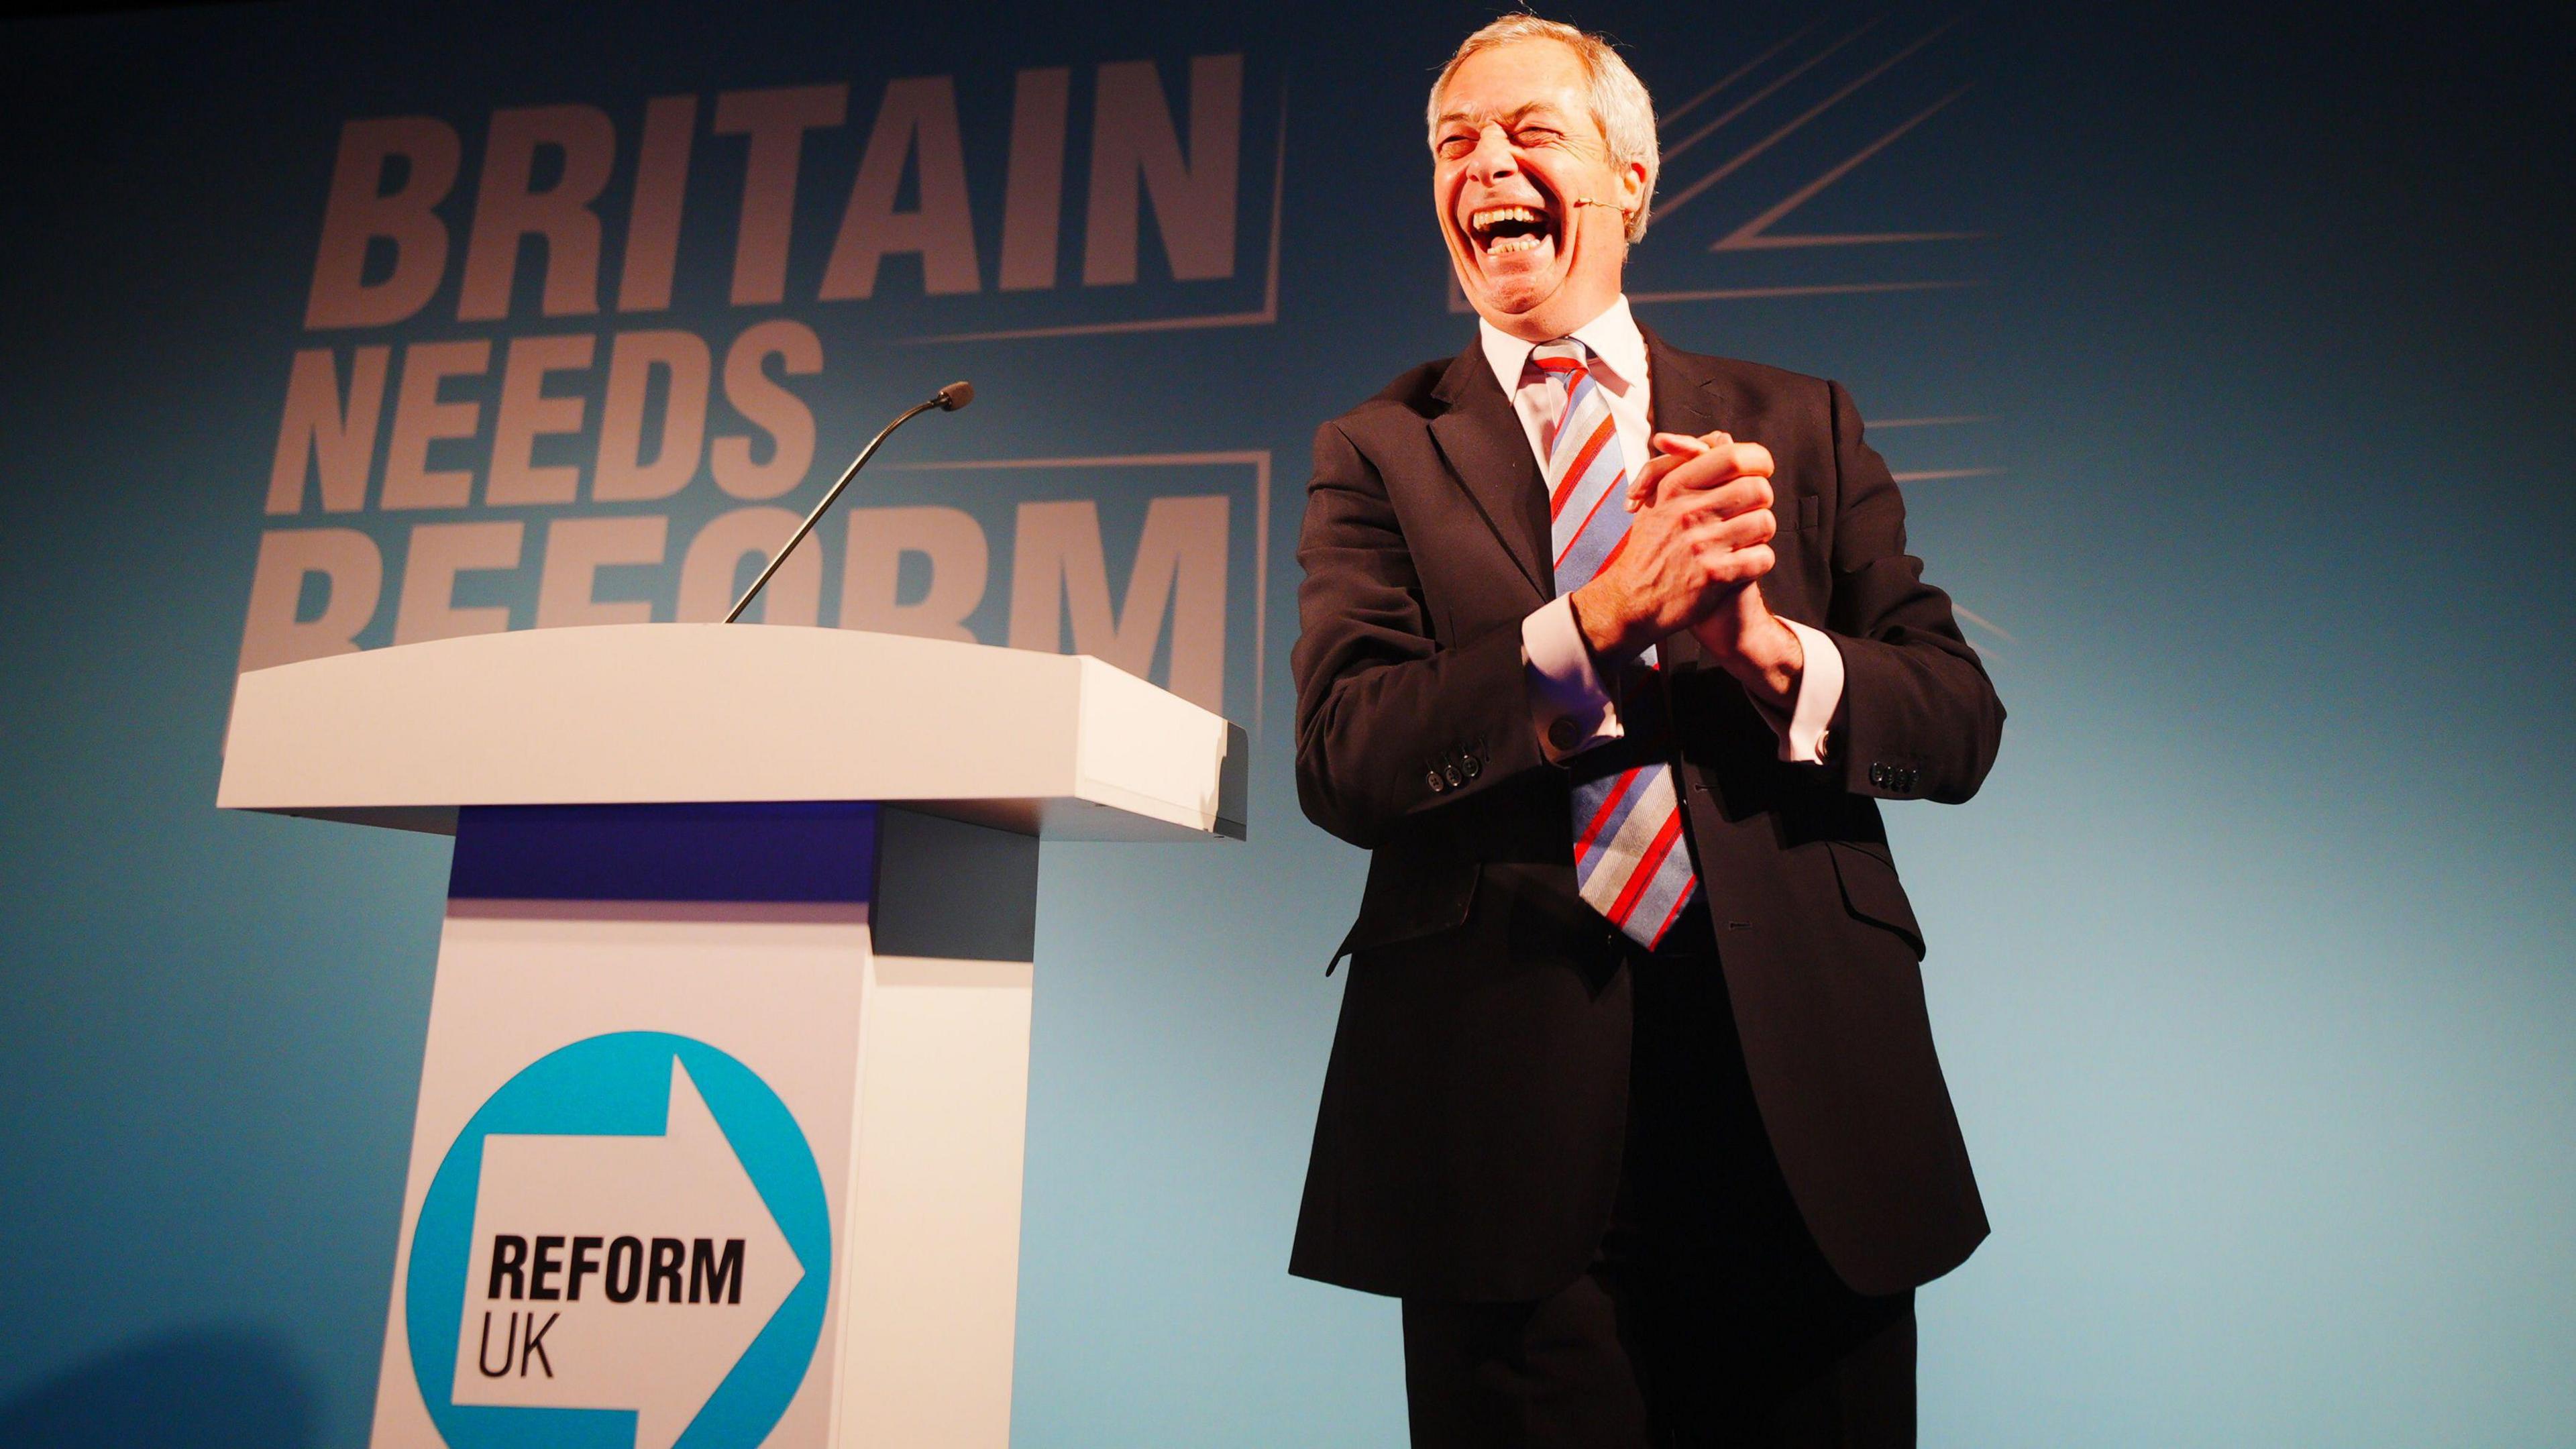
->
xmin=1628 ymin=851 xmax=1699 ymax=946
xmin=1549 ymin=401 xmax=1609 ymax=494
xmin=1549 ymin=372 xmax=1601 ymax=470
xmin=1554 ymin=466 xmax=1630 ymax=584
xmin=1550 ymin=405 xmax=1627 ymax=553
xmin=1550 ymin=443 xmax=1623 ymax=566
xmin=1548 ymin=382 xmax=1631 ymax=581
xmin=1571 ymin=767 xmax=1648 ymax=888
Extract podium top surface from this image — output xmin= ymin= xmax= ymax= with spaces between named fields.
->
xmin=218 ymin=625 xmax=1245 ymax=842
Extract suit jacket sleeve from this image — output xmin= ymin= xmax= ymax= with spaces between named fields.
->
xmin=1815 ymin=378 xmax=2006 ymax=803
xmin=1292 ymin=419 xmax=1550 ymax=849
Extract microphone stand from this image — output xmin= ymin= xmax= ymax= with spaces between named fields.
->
xmin=724 ymin=381 xmax=973 ymax=623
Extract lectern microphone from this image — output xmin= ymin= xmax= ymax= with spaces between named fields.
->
xmin=724 ymin=381 xmax=976 ymax=624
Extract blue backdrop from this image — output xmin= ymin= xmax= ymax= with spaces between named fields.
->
xmin=3 ymin=2 xmax=2571 ymax=1445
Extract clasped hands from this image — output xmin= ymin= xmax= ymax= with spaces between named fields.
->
xmin=1565 ymin=431 xmax=1805 ymax=705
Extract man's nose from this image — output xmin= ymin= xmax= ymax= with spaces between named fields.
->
xmin=1464 ymin=125 xmax=1518 ymax=184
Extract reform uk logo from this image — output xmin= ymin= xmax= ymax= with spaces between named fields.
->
xmin=406 ymin=1033 xmax=830 ymax=1449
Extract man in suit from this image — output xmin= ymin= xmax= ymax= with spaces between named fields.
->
xmin=1287 ymin=17 xmax=2005 ymax=1447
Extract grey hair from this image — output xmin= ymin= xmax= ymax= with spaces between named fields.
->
xmin=1427 ymin=15 xmax=1662 ymax=243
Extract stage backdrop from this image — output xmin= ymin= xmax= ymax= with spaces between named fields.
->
xmin=3 ymin=1 xmax=2571 ymax=1444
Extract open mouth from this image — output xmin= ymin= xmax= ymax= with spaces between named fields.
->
xmin=1463 ymin=195 xmax=1562 ymax=260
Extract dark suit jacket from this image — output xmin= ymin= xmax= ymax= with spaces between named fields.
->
xmin=1287 ymin=324 xmax=2004 ymax=1303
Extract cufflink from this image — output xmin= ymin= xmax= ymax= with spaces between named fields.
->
xmin=1548 ymin=718 xmax=1580 ymax=751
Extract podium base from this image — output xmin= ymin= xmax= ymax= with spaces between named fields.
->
xmin=366 ymin=803 xmax=1034 ymax=1449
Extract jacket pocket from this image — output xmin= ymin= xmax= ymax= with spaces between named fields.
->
xmin=1328 ymin=855 xmax=1481 ymax=973
xmin=1825 ymin=840 xmax=1925 ymax=960
xmin=1772 ymin=493 xmax=1823 ymax=534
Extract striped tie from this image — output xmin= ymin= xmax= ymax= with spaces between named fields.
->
xmin=1534 ymin=339 xmax=1701 ymax=949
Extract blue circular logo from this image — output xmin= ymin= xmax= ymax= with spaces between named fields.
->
xmin=406 ymin=1032 xmax=830 ymax=1448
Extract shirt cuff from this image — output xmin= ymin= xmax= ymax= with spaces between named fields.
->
xmin=1522 ymin=596 xmax=1625 ymax=761
xmin=1751 ymin=619 xmax=1843 ymax=763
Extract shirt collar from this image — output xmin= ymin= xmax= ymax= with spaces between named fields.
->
xmin=1478 ymin=294 xmax=1647 ymax=397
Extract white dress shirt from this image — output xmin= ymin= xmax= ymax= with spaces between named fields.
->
xmin=1489 ymin=296 xmax=1845 ymax=765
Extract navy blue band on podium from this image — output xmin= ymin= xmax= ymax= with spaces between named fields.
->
xmin=449 ymin=802 xmax=880 ymax=904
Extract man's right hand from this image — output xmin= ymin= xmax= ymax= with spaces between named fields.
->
xmin=1567 ymin=431 xmax=1778 ymax=661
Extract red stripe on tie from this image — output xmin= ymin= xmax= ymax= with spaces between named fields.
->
xmin=1594 ymin=529 xmax=1631 ymax=576
xmin=1549 ymin=413 xmax=1617 ymax=519
xmin=1573 ymin=767 xmax=1640 ymax=859
xmin=1607 ymin=810 xmax=1684 ymax=928
xmin=1555 ymin=464 xmax=1622 ymax=570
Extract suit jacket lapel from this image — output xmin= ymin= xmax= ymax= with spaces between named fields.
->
xmin=1424 ymin=324 xmax=1733 ymax=606
xmin=1643 ymin=321 xmax=1727 ymax=443
xmin=1428 ymin=344 xmax=1552 ymax=602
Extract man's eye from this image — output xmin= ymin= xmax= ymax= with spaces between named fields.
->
xmin=1515 ymin=127 xmax=1563 ymax=146
xmin=1437 ymin=136 xmax=1474 ymax=159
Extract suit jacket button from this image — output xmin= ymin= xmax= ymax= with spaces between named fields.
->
xmin=1548 ymin=718 xmax=1580 ymax=751
xmin=1462 ymin=754 xmax=1482 ymax=780
xmin=1426 ymin=769 xmax=1446 ymax=793
xmin=1868 ymin=763 xmax=1888 ymax=787
xmin=1444 ymin=761 xmax=1463 ymax=788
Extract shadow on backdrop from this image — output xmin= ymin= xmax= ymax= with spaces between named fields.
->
xmin=0 ymin=1326 xmax=319 ymax=1449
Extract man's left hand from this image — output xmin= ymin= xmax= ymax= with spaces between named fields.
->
xmin=1632 ymin=431 xmax=1805 ymax=708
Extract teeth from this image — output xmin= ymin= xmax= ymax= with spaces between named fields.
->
xmin=1488 ymin=234 xmax=1546 ymax=254
xmin=1469 ymin=205 xmax=1545 ymax=234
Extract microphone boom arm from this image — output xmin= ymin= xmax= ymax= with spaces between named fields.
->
xmin=724 ymin=383 xmax=970 ymax=624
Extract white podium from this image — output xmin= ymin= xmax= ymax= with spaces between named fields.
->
xmin=217 ymin=625 xmax=1244 ymax=1449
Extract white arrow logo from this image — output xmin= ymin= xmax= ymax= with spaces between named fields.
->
xmin=451 ymin=1057 xmax=805 ymax=1449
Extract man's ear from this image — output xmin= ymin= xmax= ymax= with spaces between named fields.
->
xmin=1619 ymin=160 xmax=1648 ymax=214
